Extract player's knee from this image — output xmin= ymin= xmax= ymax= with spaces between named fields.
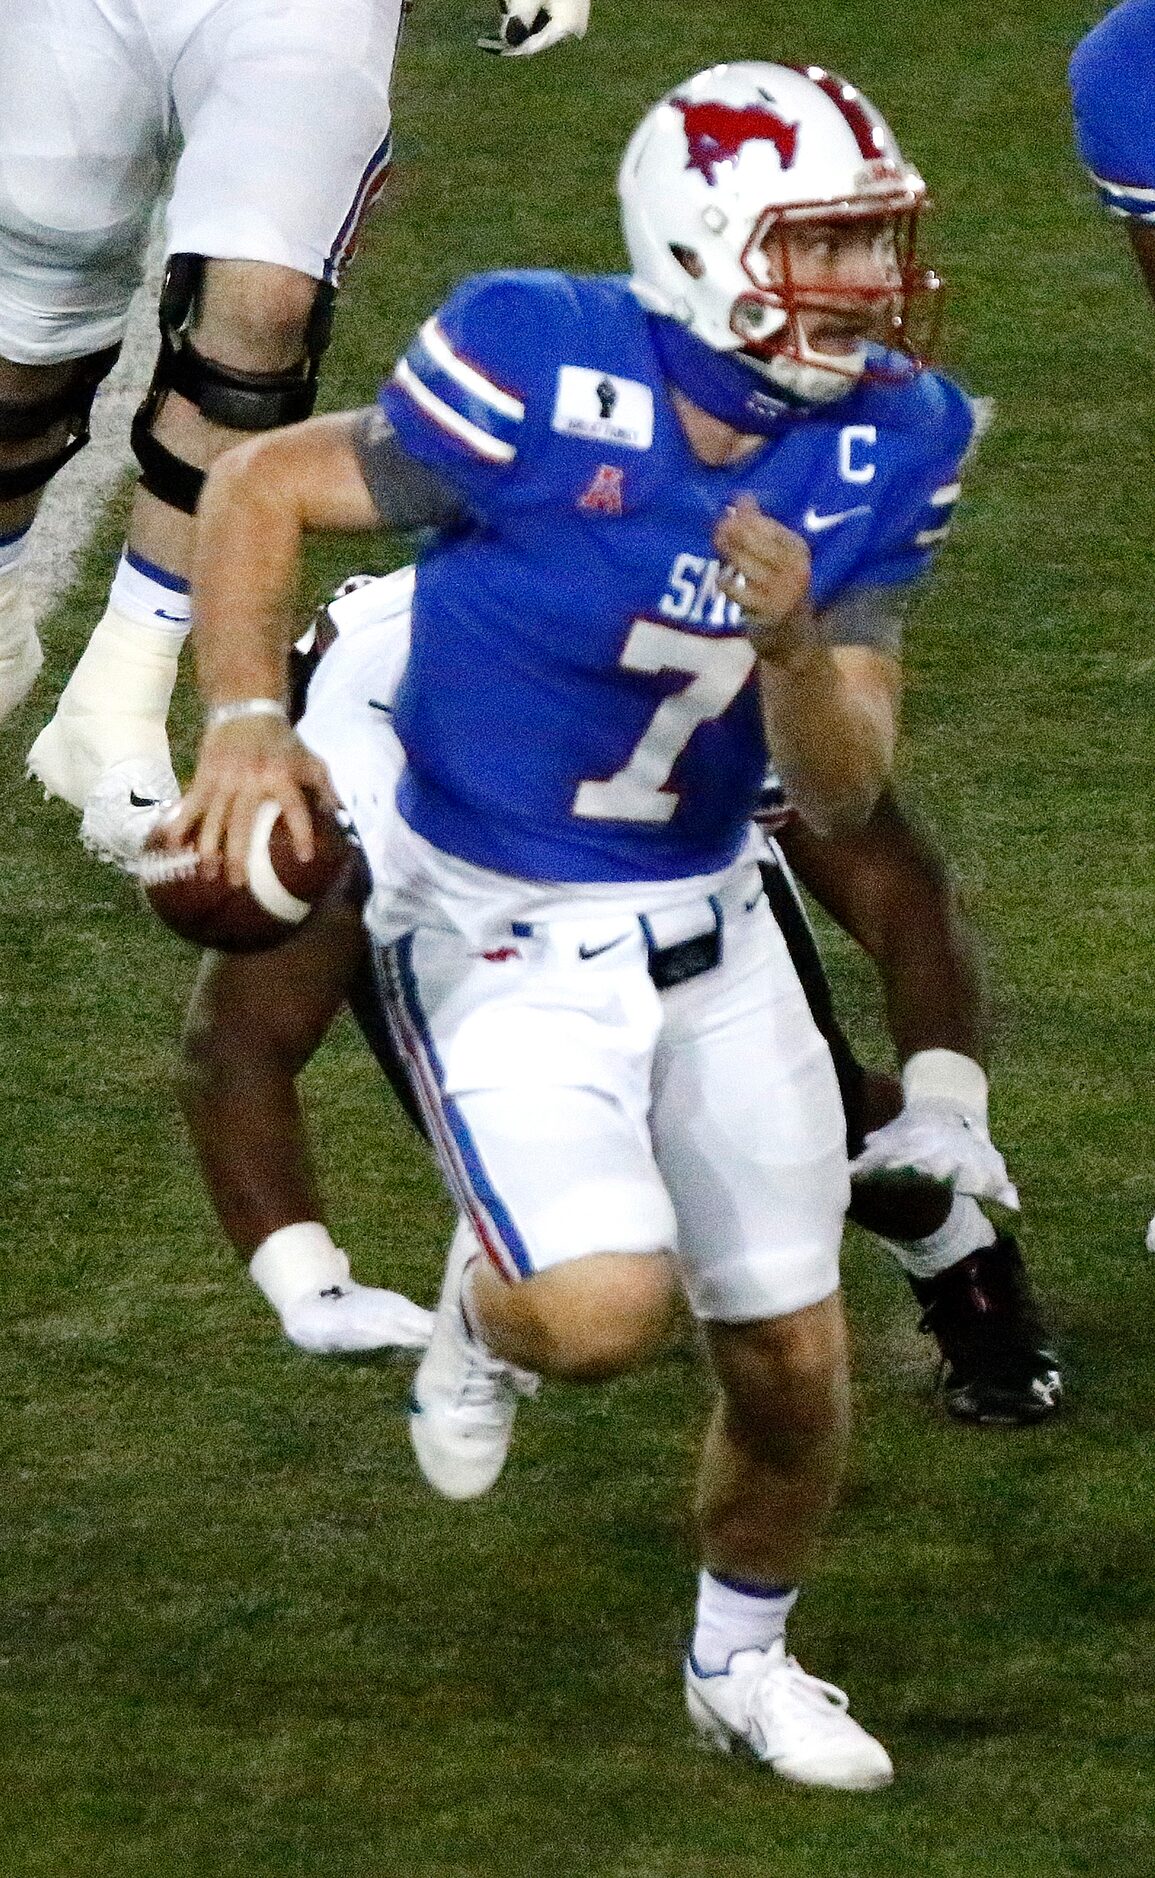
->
xmin=192 ymin=260 xmax=327 ymax=375
xmin=709 ymin=1295 xmax=850 ymax=1457
xmin=0 ymin=348 xmax=119 ymax=501
xmin=516 ymin=1253 xmax=677 ymax=1380
xmin=130 ymin=258 xmax=334 ymax=512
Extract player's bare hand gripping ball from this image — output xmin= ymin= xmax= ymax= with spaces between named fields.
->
xmin=166 ymin=712 xmax=339 ymax=887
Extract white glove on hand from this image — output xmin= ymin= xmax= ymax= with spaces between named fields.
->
xmin=283 ymin=1281 xmax=434 ymax=1354
xmin=250 ymin=1223 xmax=434 ymax=1353
xmin=478 ymin=0 xmax=589 ymax=56
xmin=848 ymin=1049 xmax=1020 ymax=1211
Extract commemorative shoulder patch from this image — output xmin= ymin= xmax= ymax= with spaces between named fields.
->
xmin=551 ymin=366 xmax=654 ymax=450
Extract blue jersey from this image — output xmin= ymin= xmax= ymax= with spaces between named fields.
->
xmin=379 ymin=272 xmax=973 ymax=884
xmin=1071 ymin=1 xmax=1155 ymax=221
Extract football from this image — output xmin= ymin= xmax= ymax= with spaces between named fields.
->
xmin=137 ymin=795 xmax=356 ymax=952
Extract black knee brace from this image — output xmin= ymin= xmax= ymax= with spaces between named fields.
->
xmin=130 ymin=253 xmax=336 ymax=516
xmin=0 ymin=345 xmax=121 ymax=502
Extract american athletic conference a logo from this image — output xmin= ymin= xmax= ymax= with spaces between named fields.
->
xmin=673 ymin=97 xmax=798 ymax=184
xmin=578 ymin=465 xmax=625 ymax=515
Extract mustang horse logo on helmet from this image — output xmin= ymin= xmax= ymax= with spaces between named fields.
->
xmin=673 ymin=97 xmax=799 ymax=185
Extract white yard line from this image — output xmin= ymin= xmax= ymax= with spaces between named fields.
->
xmin=25 ymin=229 xmax=164 ymax=626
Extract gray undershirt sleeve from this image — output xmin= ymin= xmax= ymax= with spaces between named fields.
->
xmin=351 ymin=405 xmax=473 ymax=533
xmin=817 ymin=584 xmax=910 ymax=658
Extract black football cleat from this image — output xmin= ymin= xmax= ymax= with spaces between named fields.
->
xmin=909 ymin=1235 xmax=1063 ymax=1426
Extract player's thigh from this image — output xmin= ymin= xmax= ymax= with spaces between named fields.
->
xmin=167 ymin=0 xmax=404 ymax=282
xmin=383 ymin=925 xmax=678 ymax=1282
xmin=0 ymin=0 xmax=166 ymax=360
xmin=653 ymin=890 xmax=850 ymax=1325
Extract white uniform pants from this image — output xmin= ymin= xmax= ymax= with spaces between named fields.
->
xmin=0 ymin=0 xmax=404 ymax=361
xmin=382 ymin=861 xmax=850 ymax=1324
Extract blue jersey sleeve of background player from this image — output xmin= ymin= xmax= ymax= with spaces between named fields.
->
xmin=1070 ymin=0 xmax=1155 ymax=219
xmin=378 ymin=272 xmax=560 ymax=518
xmin=841 ymin=370 xmax=977 ymax=595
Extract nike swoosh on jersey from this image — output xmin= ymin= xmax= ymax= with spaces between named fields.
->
xmin=578 ymin=933 xmax=632 ymax=960
xmin=802 ymin=504 xmax=872 ymax=532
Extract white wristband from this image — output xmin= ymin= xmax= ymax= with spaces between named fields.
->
xmin=249 ymin=1222 xmax=350 ymax=1315
xmin=901 ymin=1048 xmax=989 ymax=1123
xmin=206 ymin=697 xmax=288 ymax=730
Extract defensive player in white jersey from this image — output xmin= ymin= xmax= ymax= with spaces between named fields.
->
xmin=0 ymin=0 xmax=582 ymax=860
xmin=1069 ymin=2 xmax=1155 ymax=1253
xmin=167 ymin=62 xmax=985 ymax=1786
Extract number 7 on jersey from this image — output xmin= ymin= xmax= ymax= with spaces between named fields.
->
xmin=572 ymin=620 xmax=756 ymax=825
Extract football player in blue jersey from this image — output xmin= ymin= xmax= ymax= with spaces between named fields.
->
xmin=1071 ymin=1 xmax=1155 ymax=307
xmin=168 ymin=61 xmax=997 ymax=1786
xmin=178 ymin=569 xmax=1059 ymax=1423
xmin=1070 ymin=3 xmax=1155 ymax=1253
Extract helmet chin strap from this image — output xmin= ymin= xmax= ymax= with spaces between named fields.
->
xmin=745 ymin=340 xmax=866 ymax=407
xmin=648 ymin=314 xmax=863 ymax=434
xmin=648 ymin=315 xmax=808 ymax=435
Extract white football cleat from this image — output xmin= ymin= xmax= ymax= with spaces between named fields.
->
xmin=282 ymin=1281 xmax=434 ymax=1354
xmin=1147 ymin=1216 xmax=1155 ymax=1255
xmin=78 ymin=756 xmax=180 ymax=866
xmin=27 ymin=604 xmax=181 ymax=807
xmin=685 ymin=1641 xmax=894 ymax=1791
xmin=409 ymin=1221 xmax=537 ymax=1500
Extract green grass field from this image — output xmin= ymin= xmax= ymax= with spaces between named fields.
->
xmin=3 ymin=1 xmax=1155 ymax=1871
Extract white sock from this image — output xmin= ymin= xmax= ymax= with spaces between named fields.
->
xmin=690 ymin=1570 xmax=799 ymax=1674
xmin=249 ymin=1222 xmax=351 ymax=1320
xmin=107 ymin=549 xmax=191 ymax=638
xmin=886 ymin=1194 xmax=997 ymax=1281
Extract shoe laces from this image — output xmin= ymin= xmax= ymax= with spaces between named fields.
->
xmin=456 ymin=1352 xmax=515 ymax=1414
xmin=452 ymin=1330 xmax=538 ymax=1418
xmin=750 ymin=1651 xmax=852 ymax=1742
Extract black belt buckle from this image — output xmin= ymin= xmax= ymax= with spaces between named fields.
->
xmin=645 ymin=896 xmax=723 ymax=990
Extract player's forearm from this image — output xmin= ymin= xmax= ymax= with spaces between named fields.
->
xmin=757 ymin=642 xmax=894 ymax=836
xmin=192 ymin=414 xmax=381 ymax=709
xmin=192 ymin=437 xmax=307 ymax=709
xmin=784 ymin=797 xmax=991 ymax=1063
xmin=871 ymin=829 xmax=989 ymax=1063
xmin=876 ymin=923 xmax=989 ymax=1067
xmin=178 ymin=915 xmax=361 ymax=1254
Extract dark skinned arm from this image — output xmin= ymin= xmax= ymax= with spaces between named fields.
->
xmin=177 ymin=857 xmax=369 ymax=1258
xmin=776 ymin=786 xmax=991 ymax=1068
